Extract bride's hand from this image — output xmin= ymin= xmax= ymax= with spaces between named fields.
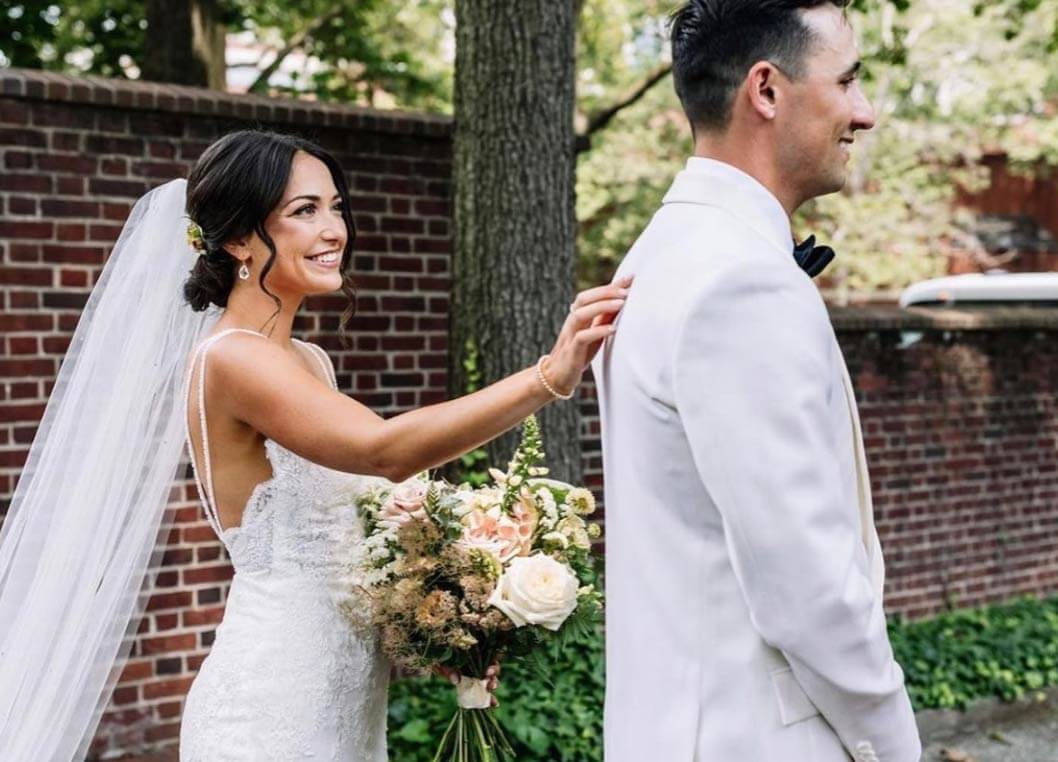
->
xmin=434 ymin=663 xmax=502 ymax=706
xmin=542 ymin=274 xmax=633 ymax=397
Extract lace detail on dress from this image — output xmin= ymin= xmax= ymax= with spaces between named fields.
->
xmin=179 ymin=331 xmax=389 ymax=762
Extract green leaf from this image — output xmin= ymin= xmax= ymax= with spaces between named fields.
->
xmin=394 ymin=718 xmax=434 ymax=744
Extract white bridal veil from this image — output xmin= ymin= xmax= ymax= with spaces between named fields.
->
xmin=0 ymin=179 xmax=217 ymax=760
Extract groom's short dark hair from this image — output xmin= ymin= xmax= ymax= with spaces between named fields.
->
xmin=670 ymin=0 xmax=851 ymax=132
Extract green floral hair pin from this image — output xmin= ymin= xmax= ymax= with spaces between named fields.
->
xmin=186 ymin=220 xmax=206 ymax=254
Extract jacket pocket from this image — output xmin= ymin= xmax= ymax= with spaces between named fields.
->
xmin=769 ymin=667 xmax=821 ymax=726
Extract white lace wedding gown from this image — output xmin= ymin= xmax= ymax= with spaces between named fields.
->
xmin=178 ymin=328 xmax=390 ymax=761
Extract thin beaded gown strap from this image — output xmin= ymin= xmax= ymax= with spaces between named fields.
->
xmin=294 ymin=339 xmax=337 ymax=390
xmin=183 ymin=328 xmax=267 ymax=540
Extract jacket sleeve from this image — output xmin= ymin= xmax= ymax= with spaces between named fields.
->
xmin=672 ymin=259 xmax=921 ymax=761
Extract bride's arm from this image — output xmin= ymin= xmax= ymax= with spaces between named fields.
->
xmin=212 ymin=279 xmax=629 ymax=481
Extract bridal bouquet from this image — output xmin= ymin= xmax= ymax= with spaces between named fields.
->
xmin=352 ymin=416 xmax=602 ymax=762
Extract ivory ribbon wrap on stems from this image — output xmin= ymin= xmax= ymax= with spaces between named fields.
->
xmin=455 ymin=676 xmax=492 ymax=709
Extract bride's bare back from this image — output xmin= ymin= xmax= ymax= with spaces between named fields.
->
xmin=185 ymin=330 xmax=336 ymax=532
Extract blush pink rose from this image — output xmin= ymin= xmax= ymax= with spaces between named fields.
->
xmin=378 ymin=481 xmax=428 ymax=530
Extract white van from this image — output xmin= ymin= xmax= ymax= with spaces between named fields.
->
xmin=899 ymin=272 xmax=1058 ymax=308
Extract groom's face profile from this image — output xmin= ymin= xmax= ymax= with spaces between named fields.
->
xmin=776 ymin=5 xmax=875 ymax=201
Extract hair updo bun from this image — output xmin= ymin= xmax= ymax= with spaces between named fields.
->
xmin=181 ymin=129 xmax=357 ymax=333
xmin=183 ymin=246 xmax=236 ymax=311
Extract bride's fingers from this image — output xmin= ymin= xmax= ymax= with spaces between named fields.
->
xmin=571 ymin=298 xmax=626 ymax=332
xmin=555 ymin=276 xmax=633 ymax=346
xmin=571 ymin=323 xmax=619 ymax=358
xmin=550 ymin=276 xmax=632 ymax=368
xmin=485 ymin=663 xmax=500 ymax=691
xmin=569 ymin=274 xmax=633 ymax=310
xmin=569 ymin=280 xmax=631 ymax=313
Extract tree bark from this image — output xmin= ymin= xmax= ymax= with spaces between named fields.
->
xmin=142 ymin=0 xmax=226 ymax=89
xmin=451 ymin=0 xmax=580 ymax=481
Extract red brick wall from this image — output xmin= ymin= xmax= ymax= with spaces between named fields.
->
xmin=577 ymin=308 xmax=1058 ymax=621
xmin=0 ymin=69 xmax=453 ymax=758
xmin=3 ymin=70 xmax=1058 ymax=758
xmin=832 ymin=307 xmax=1058 ymax=618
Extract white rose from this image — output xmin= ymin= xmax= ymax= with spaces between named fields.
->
xmin=487 ymin=553 xmax=578 ymax=631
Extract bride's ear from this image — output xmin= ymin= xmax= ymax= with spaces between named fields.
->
xmin=222 ymin=236 xmax=252 ymax=264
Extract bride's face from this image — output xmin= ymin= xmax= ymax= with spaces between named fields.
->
xmin=243 ymin=151 xmax=348 ymax=298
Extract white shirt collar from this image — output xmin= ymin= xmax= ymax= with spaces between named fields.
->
xmin=661 ymin=157 xmax=794 ymax=256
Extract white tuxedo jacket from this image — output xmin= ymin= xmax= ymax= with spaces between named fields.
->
xmin=593 ymin=158 xmax=921 ymax=762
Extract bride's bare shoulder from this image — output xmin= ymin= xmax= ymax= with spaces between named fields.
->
xmin=204 ymin=332 xmax=308 ymax=391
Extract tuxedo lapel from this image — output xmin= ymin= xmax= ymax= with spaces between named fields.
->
xmin=836 ymin=352 xmax=886 ymax=598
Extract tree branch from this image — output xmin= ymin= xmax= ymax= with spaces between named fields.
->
xmin=576 ymin=62 xmax=672 ymax=149
xmin=248 ymin=8 xmax=343 ymax=93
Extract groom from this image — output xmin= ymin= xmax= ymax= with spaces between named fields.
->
xmin=593 ymin=1 xmax=921 ymax=760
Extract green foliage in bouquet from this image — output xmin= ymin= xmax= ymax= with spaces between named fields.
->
xmin=389 ymin=625 xmax=605 ymax=762
xmin=889 ymin=595 xmax=1058 ymax=710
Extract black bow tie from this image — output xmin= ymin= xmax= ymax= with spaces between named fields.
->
xmin=792 ymin=235 xmax=835 ymax=278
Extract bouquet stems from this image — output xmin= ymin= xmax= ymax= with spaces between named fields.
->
xmin=433 ymin=707 xmax=514 ymax=762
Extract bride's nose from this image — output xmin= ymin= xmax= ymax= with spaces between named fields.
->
xmin=320 ymin=215 xmax=345 ymax=246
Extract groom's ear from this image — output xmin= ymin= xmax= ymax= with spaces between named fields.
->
xmin=745 ymin=61 xmax=782 ymax=122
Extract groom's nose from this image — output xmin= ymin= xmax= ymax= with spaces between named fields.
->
xmin=851 ymin=84 xmax=876 ymax=132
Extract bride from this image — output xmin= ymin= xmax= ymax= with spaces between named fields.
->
xmin=0 ymin=129 xmax=628 ymax=761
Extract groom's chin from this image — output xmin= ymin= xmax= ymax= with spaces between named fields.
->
xmin=815 ymin=169 xmax=850 ymax=199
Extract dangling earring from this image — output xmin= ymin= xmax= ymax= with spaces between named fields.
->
xmin=238 ymin=263 xmax=250 ymax=280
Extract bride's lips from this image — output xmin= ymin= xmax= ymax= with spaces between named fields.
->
xmin=306 ymin=250 xmax=341 ymax=269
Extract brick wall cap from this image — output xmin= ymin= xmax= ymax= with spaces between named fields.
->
xmin=0 ymin=67 xmax=452 ymax=138
xmin=829 ymin=304 xmax=1058 ymax=332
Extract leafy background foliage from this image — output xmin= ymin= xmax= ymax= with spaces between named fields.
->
xmin=891 ymin=596 xmax=1058 ymax=710
xmin=5 ymin=0 xmax=1058 ymax=296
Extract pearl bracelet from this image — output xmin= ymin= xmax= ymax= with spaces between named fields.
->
xmin=535 ymin=355 xmax=575 ymax=400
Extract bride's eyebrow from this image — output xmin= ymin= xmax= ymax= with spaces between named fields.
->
xmin=282 ymin=193 xmax=341 ymax=208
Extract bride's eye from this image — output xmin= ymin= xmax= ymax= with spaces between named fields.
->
xmin=293 ymin=203 xmax=316 ymax=217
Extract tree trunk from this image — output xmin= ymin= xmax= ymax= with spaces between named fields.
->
xmin=142 ymin=0 xmax=227 ymax=89
xmin=450 ymin=0 xmax=580 ymax=481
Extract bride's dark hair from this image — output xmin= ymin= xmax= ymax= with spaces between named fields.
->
xmin=183 ymin=129 xmax=357 ymax=338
